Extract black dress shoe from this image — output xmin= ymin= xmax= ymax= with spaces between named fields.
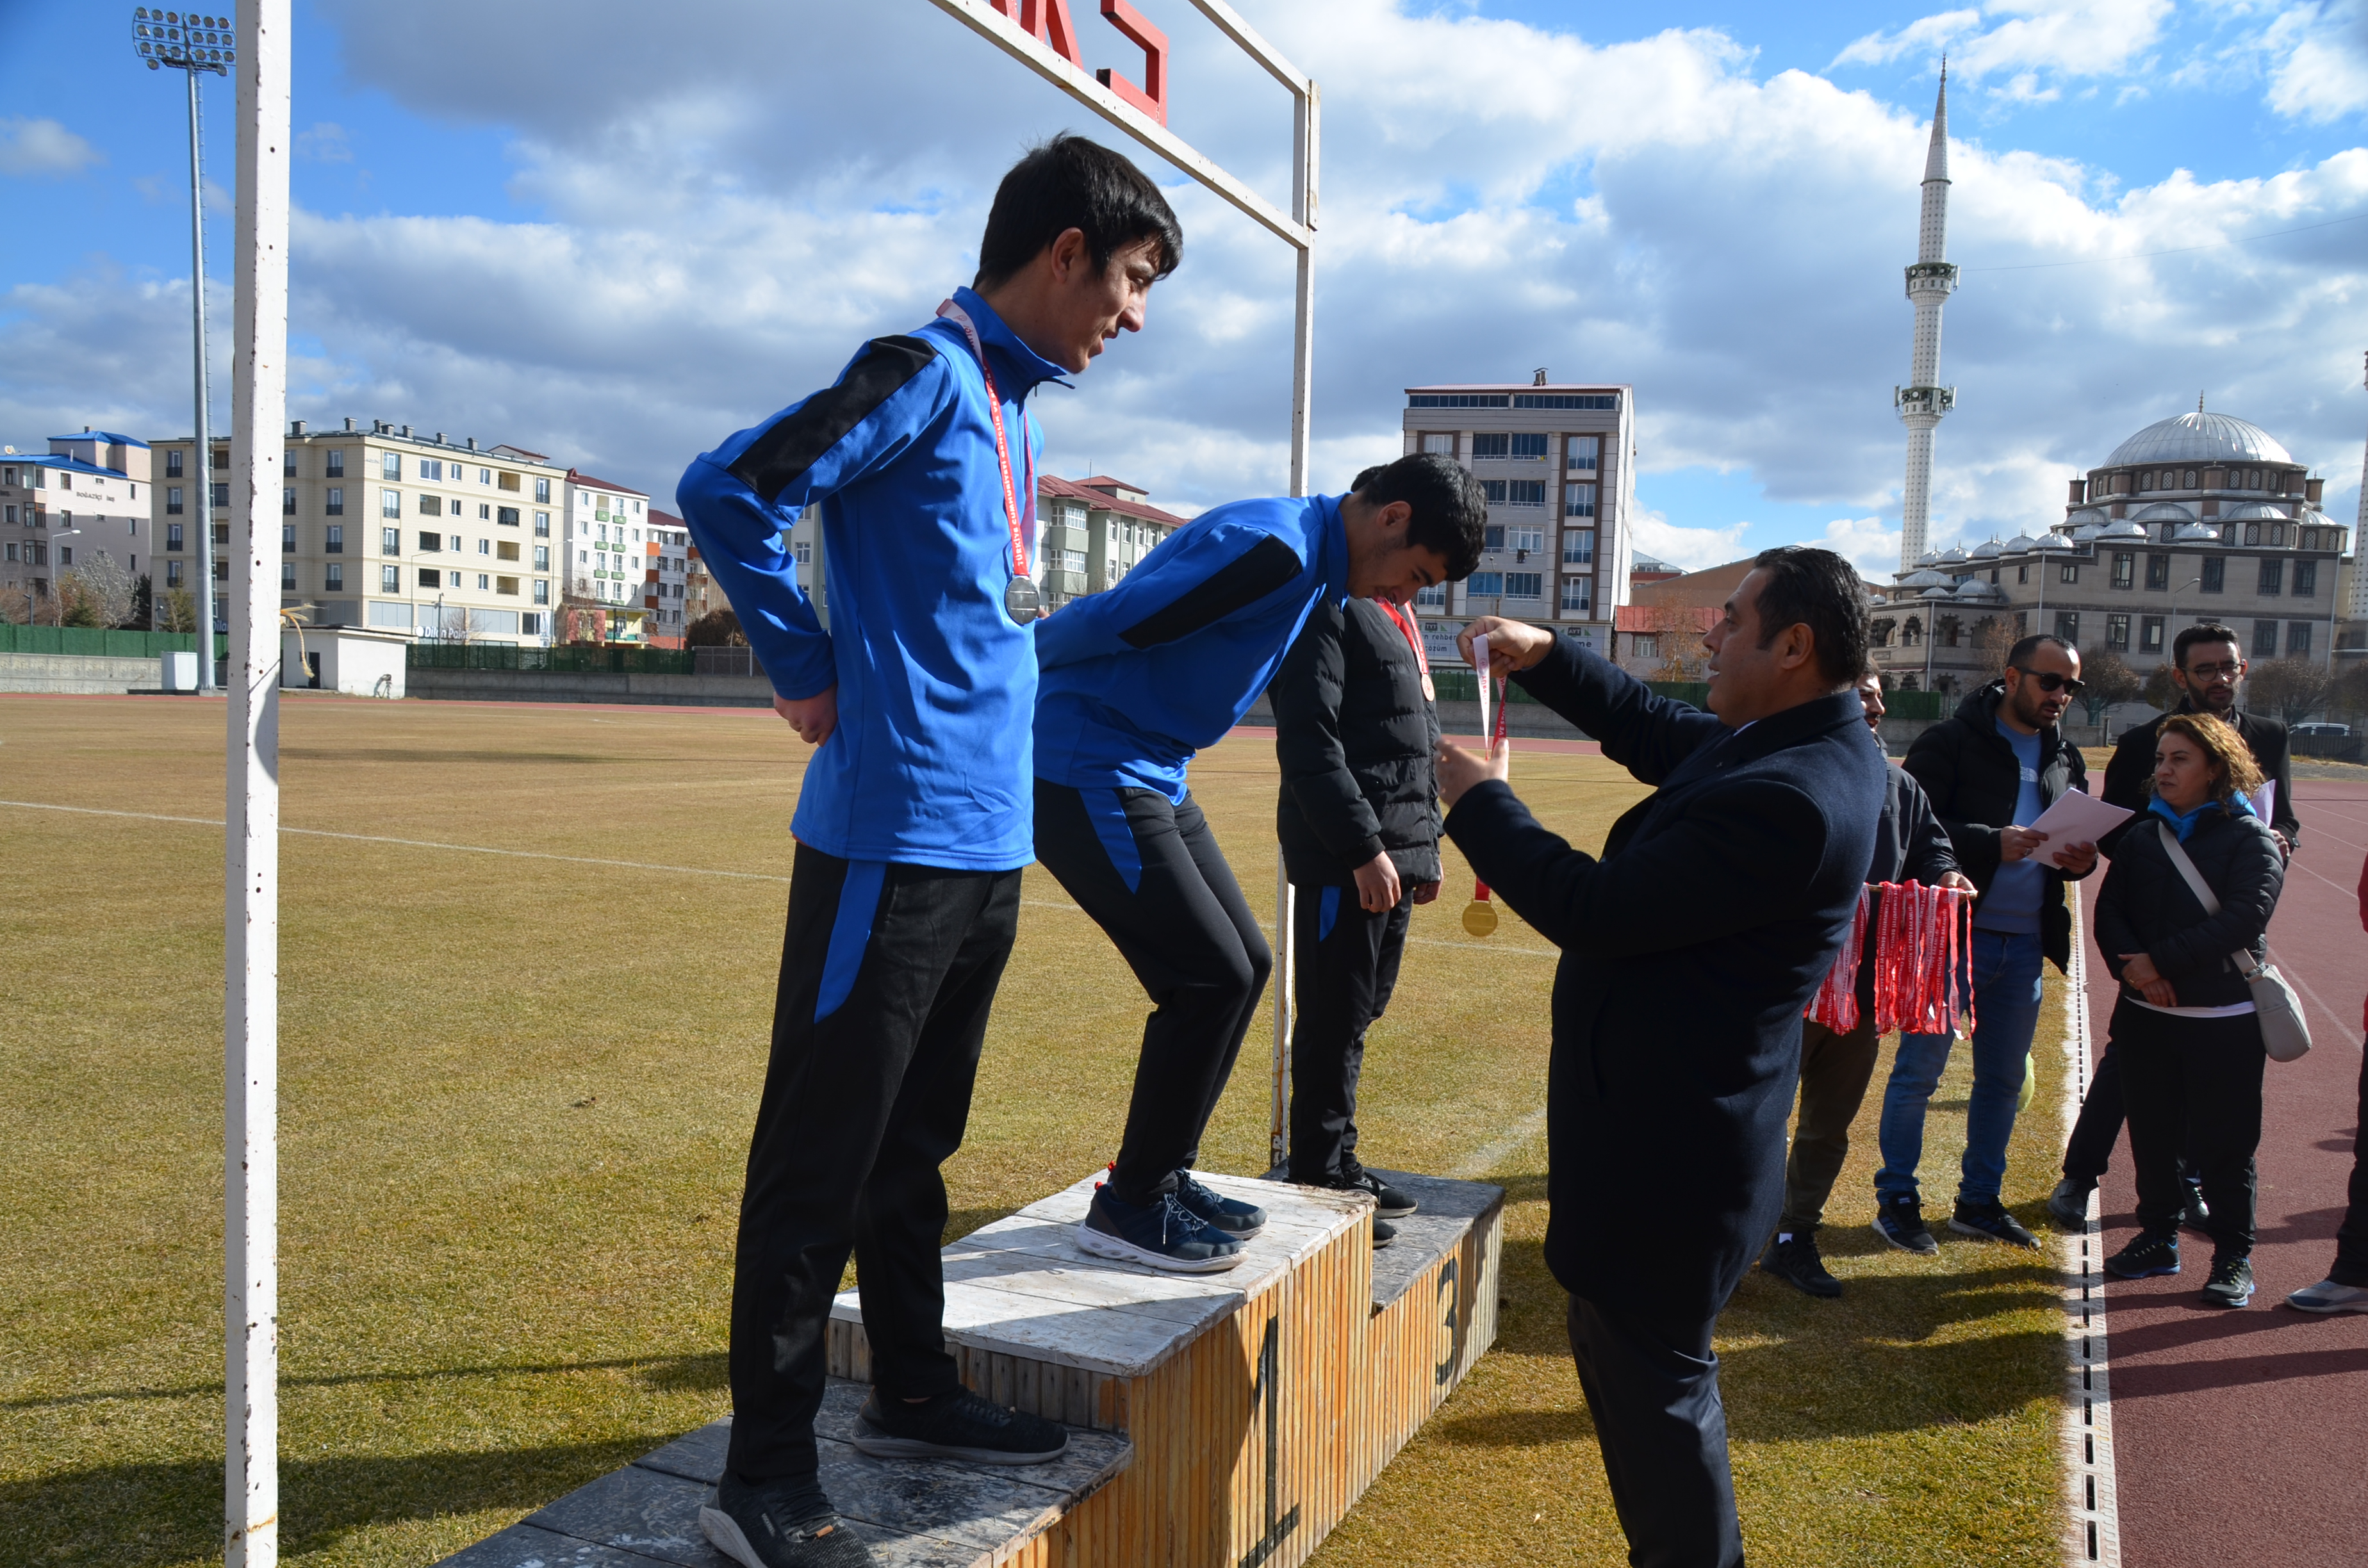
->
xmin=1760 ymin=1229 xmax=1843 ymax=1298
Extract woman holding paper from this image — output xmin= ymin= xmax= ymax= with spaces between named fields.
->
xmin=2094 ymin=713 xmax=2285 ymax=1307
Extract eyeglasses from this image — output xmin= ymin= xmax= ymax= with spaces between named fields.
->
xmin=2183 ymin=659 xmax=2243 ymax=679
xmin=2010 ymin=666 xmax=2085 ymax=695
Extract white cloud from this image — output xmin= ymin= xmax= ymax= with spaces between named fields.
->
xmin=2264 ymin=2 xmax=2368 ymax=123
xmin=1834 ymin=10 xmax=1984 ymax=69
xmin=1802 ymin=516 xmax=1908 ymax=579
xmin=1834 ymin=1 xmax=2171 ymax=81
xmin=294 ymin=122 xmax=355 ymax=163
xmin=0 ymin=116 xmax=104 ymax=178
xmin=1630 ymin=509 xmax=1752 ymax=573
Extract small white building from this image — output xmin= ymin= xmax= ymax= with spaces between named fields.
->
xmin=280 ymin=624 xmax=409 ymax=698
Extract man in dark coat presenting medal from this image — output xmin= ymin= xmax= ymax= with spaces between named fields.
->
xmin=1436 ymin=547 xmax=1886 ymax=1568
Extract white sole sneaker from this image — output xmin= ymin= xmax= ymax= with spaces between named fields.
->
xmin=1074 ymin=1219 xmax=1244 ymax=1273
xmin=2286 ymin=1278 xmax=2368 ymax=1313
xmin=701 ymin=1505 xmax=764 ymax=1568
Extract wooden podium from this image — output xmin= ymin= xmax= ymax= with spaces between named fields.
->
xmin=441 ymin=1169 xmax=1502 ymax=1568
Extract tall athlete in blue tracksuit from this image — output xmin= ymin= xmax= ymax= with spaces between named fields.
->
xmin=677 ymin=137 xmax=1181 ymax=1568
xmin=1033 ymin=452 xmax=1486 ymax=1272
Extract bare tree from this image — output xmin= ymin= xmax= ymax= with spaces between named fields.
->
xmin=685 ymin=608 xmax=746 ymax=648
xmin=1648 ymin=601 xmax=1707 ymax=682
xmin=2077 ymin=644 xmax=2142 ymax=726
xmin=2244 ymin=657 xmax=2333 ymax=726
xmin=63 ymin=550 xmax=138 ymax=628
xmin=1969 ymin=616 xmax=2014 ymax=683
xmin=159 ymin=585 xmax=199 ymax=633
xmin=2141 ymin=660 xmax=2180 ymax=712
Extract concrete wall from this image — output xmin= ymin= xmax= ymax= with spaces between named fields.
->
xmin=0 ymin=652 xmax=163 ymax=694
xmin=405 ymin=665 xmax=776 ymax=706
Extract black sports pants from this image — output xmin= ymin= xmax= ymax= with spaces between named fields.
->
xmin=1033 ymin=779 xmax=1271 ymax=1205
xmin=1566 ymin=1296 xmax=1743 ymax=1568
xmin=2064 ymin=1042 xmax=2201 ymax=1189
xmin=726 ymin=845 xmax=1021 ymax=1482
xmin=1286 ymin=881 xmax=1412 ymax=1184
xmin=2112 ymin=997 xmax=2266 ymax=1257
xmin=2333 ymin=1038 xmax=2368 ymax=1287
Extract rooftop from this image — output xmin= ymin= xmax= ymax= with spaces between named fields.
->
xmin=2103 ymin=411 xmax=2294 ymax=470
xmin=1039 ymin=473 xmax=1188 ymax=528
xmin=50 ymin=431 xmax=151 ymax=448
xmin=567 ymin=469 xmax=648 ymax=499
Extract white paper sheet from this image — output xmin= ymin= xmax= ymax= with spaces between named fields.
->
xmin=1472 ymin=630 xmax=1491 ymax=747
xmin=2251 ymin=778 xmax=2276 ymax=826
xmin=2027 ymin=787 xmax=2132 ymax=860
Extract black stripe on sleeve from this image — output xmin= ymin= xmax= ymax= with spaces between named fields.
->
xmin=1119 ymin=534 xmax=1306 ymax=649
xmin=727 ymin=334 xmax=939 ymax=502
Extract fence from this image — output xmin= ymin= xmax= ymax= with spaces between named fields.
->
xmin=0 ymin=624 xmax=226 ymax=659
xmin=406 ymin=642 xmax=703 ymax=676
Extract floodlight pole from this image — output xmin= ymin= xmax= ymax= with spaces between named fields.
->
xmin=919 ymin=0 xmax=1317 ymax=1172
xmin=226 ymin=5 xmax=290 ymax=1565
xmin=189 ymin=66 xmax=219 ymax=680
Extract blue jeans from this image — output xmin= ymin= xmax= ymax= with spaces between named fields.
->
xmin=1874 ymin=927 xmax=2046 ymax=1207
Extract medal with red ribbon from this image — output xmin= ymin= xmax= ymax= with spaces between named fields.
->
xmin=1377 ymin=597 xmax=1435 ymax=703
xmin=935 ymin=298 xmax=1041 ymax=625
xmin=1463 ymin=630 xmax=1509 ymax=937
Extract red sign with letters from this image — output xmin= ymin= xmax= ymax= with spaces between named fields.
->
xmin=990 ymin=0 xmax=1169 ymax=124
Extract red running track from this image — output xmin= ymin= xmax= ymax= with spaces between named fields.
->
xmin=2078 ymin=780 xmax=2368 ymax=1568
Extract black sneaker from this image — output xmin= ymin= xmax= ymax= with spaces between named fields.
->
xmin=1872 ymin=1194 xmax=1937 ymax=1255
xmin=850 ymin=1388 xmax=1067 ymax=1464
xmin=702 ymin=1472 xmax=874 ymax=1568
xmin=2201 ymin=1255 xmax=2255 ymax=1309
xmin=1371 ymin=1216 xmax=1398 ymax=1250
xmin=2046 ymin=1177 xmax=2095 ymax=1231
xmin=2104 ymin=1230 xmax=2180 ymax=1279
xmin=1949 ymin=1198 xmax=2041 ymax=1250
xmin=1173 ymin=1170 xmax=1266 ymax=1237
xmin=2180 ymin=1181 xmax=2212 ymax=1236
xmin=1337 ymin=1162 xmax=1418 ymax=1219
xmin=1076 ymin=1184 xmax=1244 ymax=1273
xmin=1760 ymin=1229 xmax=1843 ymax=1298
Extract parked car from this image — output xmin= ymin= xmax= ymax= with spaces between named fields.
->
xmin=2293 ymin=722 xmax=2353 ymax=738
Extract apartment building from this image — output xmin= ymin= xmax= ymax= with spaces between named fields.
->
xmin=1036 ymin=475 xmax=1187 ymax=610
xmin=1399 ymin=375 xmax=1636 ymax=662
xmin=1 ymin=432 xmax=153 ymax=612
xmin=149 ymin=418 xmax=569 ymax=644
xmin=643 ymin=508 xmax=693 ymax=644
xmin=559 ymin=470 xmax=654 ymax=641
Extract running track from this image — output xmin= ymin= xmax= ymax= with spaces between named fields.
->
xmin=2078 ymin=780 xmax=2367 ymax=1568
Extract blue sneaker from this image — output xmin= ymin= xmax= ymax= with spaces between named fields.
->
xmin=1076 ymin=1184 xmax=1244 ymax=1274
xmin=2105 ymin=1231 xmax=2180 ymax=1279
xmin=1872 ymin=1194 xmax=1937 ymax=1255
xmin=1173 ymin=1171 xmax=1266 ymax=1237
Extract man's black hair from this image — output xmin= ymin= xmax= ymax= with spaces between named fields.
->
xmin=1749 ymin=546 xmax=1867 ymax=685
xmin=1354 ymin=453 xmax=1487 ymax=581
xmin=2005 ymin=632 xmax=2077 ymax=668
xmin=2173 ymin=622 xmax=2242 ymax=669
xmin=1350 ymin=464 xmax=1385 ymax=492
xmin=974 ymin=134 xmax=1182 ymax=290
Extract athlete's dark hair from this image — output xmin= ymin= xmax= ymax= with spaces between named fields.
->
xmin=2174 ymin=622 xmax=2243 ymax=669
xmin=1749 ymin=546 xmax=1868 ymax=685
xmin=1354 ymin=453 xmax=1487 ymax=581
xmin=2005 ymin=632 xmax=2077 ymax=668
xmin=974 ymin=134 xmax=1183 ymax=290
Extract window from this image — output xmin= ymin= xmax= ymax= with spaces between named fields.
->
xmin=1506 ymin=480 xmax=1546 ymax=508
xmin=167 ymin=522 xmax=185 ymax=551
xmin=478 ymin=537 xmax=491 ymax=555
xmin=2258 ymin=559 xmax=2283 ymax=596
xmin=497 ymin=540 xmax=520 ymax=562
xmin=325 ymin=525 xmax=343 ymax=554
xmin=325 ymin=487 xmax=344 ymax=516
xmin=476 ymin=503 xmax=489 ymax=519
xmin=1632 ymin=634 xmax=1659 ymax=660
xmin=166 ymin=450 xmax=185 ymax=478
xmin=1481 ymin=481 xmax=1508 ymax=506
xmin=326 ymin=449 xmax=345 ymax=478
xmin=1505 ymin=571 xmax=1544 ymax=600
xmin=2145 ymin=553 xmax=2169 ymax=591
xmin=283 ymin=449 xmax=297 ymax=477
xmin=534 ymin=546 xmax=550 ymax=570
xmin=422 ymin=459 xmax=444 ymax=482
xmin=167 ymin=560 xmax=184 ymax=587
xmin=1565 ymin=484 xmax=1597 ymax=518
xmin=210 ymin=483 xmax=228 ymax=509
xmin=381 ymin=489 xmax=402 ymax=518
xmin=498 ymin=506 xmax=520 ymax=527
xmin=496 ymin=576 xmax=518 ymax=595
xmin=381 ymin=527 xmax=400 ymax=555
xmin=478 ymin=468 xmax=491 ymax=485
xmin=2054 ymin=611 xmax=2079 ymax=644
xmin=1509 ymin=433 xmax=1547 ymax=460
xmin=2059 ymin=562 xmax=2078 ymax=584
xmin=381 ymin=451 xmax=401 ymax=479
xmin=1420 ymin=433 xmax=1454 ymax=455
xmin=2107 ymin=612 xmax=2130 ymax=651
xmin=1561 ymin=576 xmax=1593 ymax=615
xmin=534 ymin=512 xmax=549 ymax=536
xmin=1484 ymin=524 xmax=1504 ymax=550
xmin=2183 ymin=470 xmax=2197 ymax=487
xmin=1563 ymin=530 xmax=1594 ymax=564
xmin=1471 ymin=434 xmax=1511 ymax=459
xmin=2254 ymin=619 xmax=2280 ymax=657
xmin=2294 ymin=560 xmax=2317 ymax=597
xmin=381 ymin=564 xmax=399 ymax=592
xmin=325 ymin=563 xmax=343 ymax=591
xmin=418 ymin=531 xmax=443 ymax=552
xmin=419 ymin=494 xmax=443 ymax=518
xmin=280 ymin=562 xmax=296 ymax=591
xmin=2271 ymin=523 xmax=2285 ymax=546
xmin=2141 ymin=616 xmax=2164 ymax=653
xmin=1414 ymin=583 xmax=1447 ymax=608
xmin=2111 ymin=551 xmax=2134 ymax=589
xmin=532 ymin=580 xmax=550 ymax=605
xmin=1507 ymin=527 xmax=1545 ymax=554
xmin=2017 ymin=564 xmax=2029 ymax=584
xmin=498 ymin=470 xmax=521 ymax=492
xmin=2289 ymin=622 xmax=2313 ymax=657
xmin=1468 ymin=571 xmax=1504 ymax=595
xmin=2244 ymin=523 xmax=2262 ymax=546
xmin=534 ymin=477 xmax=551 ymax=503
xmin=418 ymin=568 xmax=442 ymax=589
xmin=2202 ymin=555 xmax=2225 ymax=593
xmin=281 ymin=523 xmax=296 ymax=553
xmin=167 ymin=487 xmax=185 ymax=515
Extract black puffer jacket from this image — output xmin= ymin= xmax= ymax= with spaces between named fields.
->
xmin=2093 ymin=805 xmax=2283 ymax=1009
xmin=1272 ymin=597 xmax=1442 ymax=885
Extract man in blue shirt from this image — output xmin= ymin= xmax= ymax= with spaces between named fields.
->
xmin=677 ymin=136 xmax=1181 ymax=1568
xmin=1875 ymin=634 xmax=2100 ymax=1255
xmin=1032 ymin=452 xmax=1484 ymax=1271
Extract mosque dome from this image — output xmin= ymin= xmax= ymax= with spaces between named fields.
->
xmin=2169 ymin=522 xmax=2219 ymax=543
xmin=2004 ymin=534 xmax=2038 ymax=552
xmin=1969 ymin=538 xmax=2003 ymax=559
xmin=2221 ymin=501 xmax=2291 ymax=521
xmin=2104 ymin=411 xmax=2292 ymax=468
xmin=2098 ymin=519 xmax=2150 ymax=539
xmin=1954 ymin=579 xmax=2004 ymax=600
xmin=1937 ymin=546 xmax=1968 ymax=564
xmin=1901 ymin=568 xmax=1953 ymax=587
xmin=2071 ymin=521 xmax=2105 ymax=542
xmin=2128 ymin=502 xmax=2194 ymax=524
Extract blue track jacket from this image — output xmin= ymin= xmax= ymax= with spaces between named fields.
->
xmin=676 ymin=288 xmax=1065 ymax=871
xmin=1034 ymin=494 xmax=1349 ymax=799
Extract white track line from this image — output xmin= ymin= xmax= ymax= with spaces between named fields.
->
xmin=2060 ymin=897 xmax=2124 ymax=1568
xmin=1449 ymin=1106 xmax=1547 ymax=1181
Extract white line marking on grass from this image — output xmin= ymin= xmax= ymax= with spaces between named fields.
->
xmin=1450 ymin=1106 xmax=1547 ymax=1181
xmin=2060 ymin=898 xmax=2125 ymax=1568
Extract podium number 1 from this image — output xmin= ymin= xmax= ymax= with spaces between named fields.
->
xmin=1240 ymin=1315 xmax=1301 ymax=1568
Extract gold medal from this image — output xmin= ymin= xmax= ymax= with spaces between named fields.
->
xmin=1462 ymin=899 xmax=1497 ymax=937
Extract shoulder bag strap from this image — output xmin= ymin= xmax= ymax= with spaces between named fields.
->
xmin=2155 ymin=819 xmax=2265 ymax=980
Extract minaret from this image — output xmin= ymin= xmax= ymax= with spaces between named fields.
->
xmin=1896 ymin=65 xmax=1959 ymax=572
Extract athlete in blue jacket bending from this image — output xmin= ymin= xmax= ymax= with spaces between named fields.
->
xmin=1034 ymin=452 xmax=1486 ymax=1273
xmin=677 ymin=136 xmax=1180 ymax=1568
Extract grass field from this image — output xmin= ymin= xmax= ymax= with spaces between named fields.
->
xmin=0 ymin=694 xmax=2068 ymax=1566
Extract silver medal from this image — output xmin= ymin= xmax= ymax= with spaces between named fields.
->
xmin=1004 ymin=574 xmax=1043 ymax=623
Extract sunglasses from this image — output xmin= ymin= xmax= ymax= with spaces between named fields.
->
xmin=2009 ymin=666 xmax=2085 ymax=696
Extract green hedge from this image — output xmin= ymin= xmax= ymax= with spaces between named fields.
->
xmin=0 ymin=624 xmax=224 ymax=658
xmin=406 ymin=642 xmax=698 ymax=675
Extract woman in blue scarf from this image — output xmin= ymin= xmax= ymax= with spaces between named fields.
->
xmin=2093 ymin=712 xmax=2283 ymax=1306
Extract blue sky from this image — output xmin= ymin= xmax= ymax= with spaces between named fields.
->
xmin=3 ymin=0 xmax=2364 ymax=576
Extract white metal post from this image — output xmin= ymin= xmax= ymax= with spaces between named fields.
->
xmin=226 ymin=4 xmax=289 ymax=1564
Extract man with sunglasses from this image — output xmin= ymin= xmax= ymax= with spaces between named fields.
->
xmin=1876 ymin=635 xmax=2099 ymax=1254
xmin=2046 ymin=623 xmax=2300 ymax=1230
